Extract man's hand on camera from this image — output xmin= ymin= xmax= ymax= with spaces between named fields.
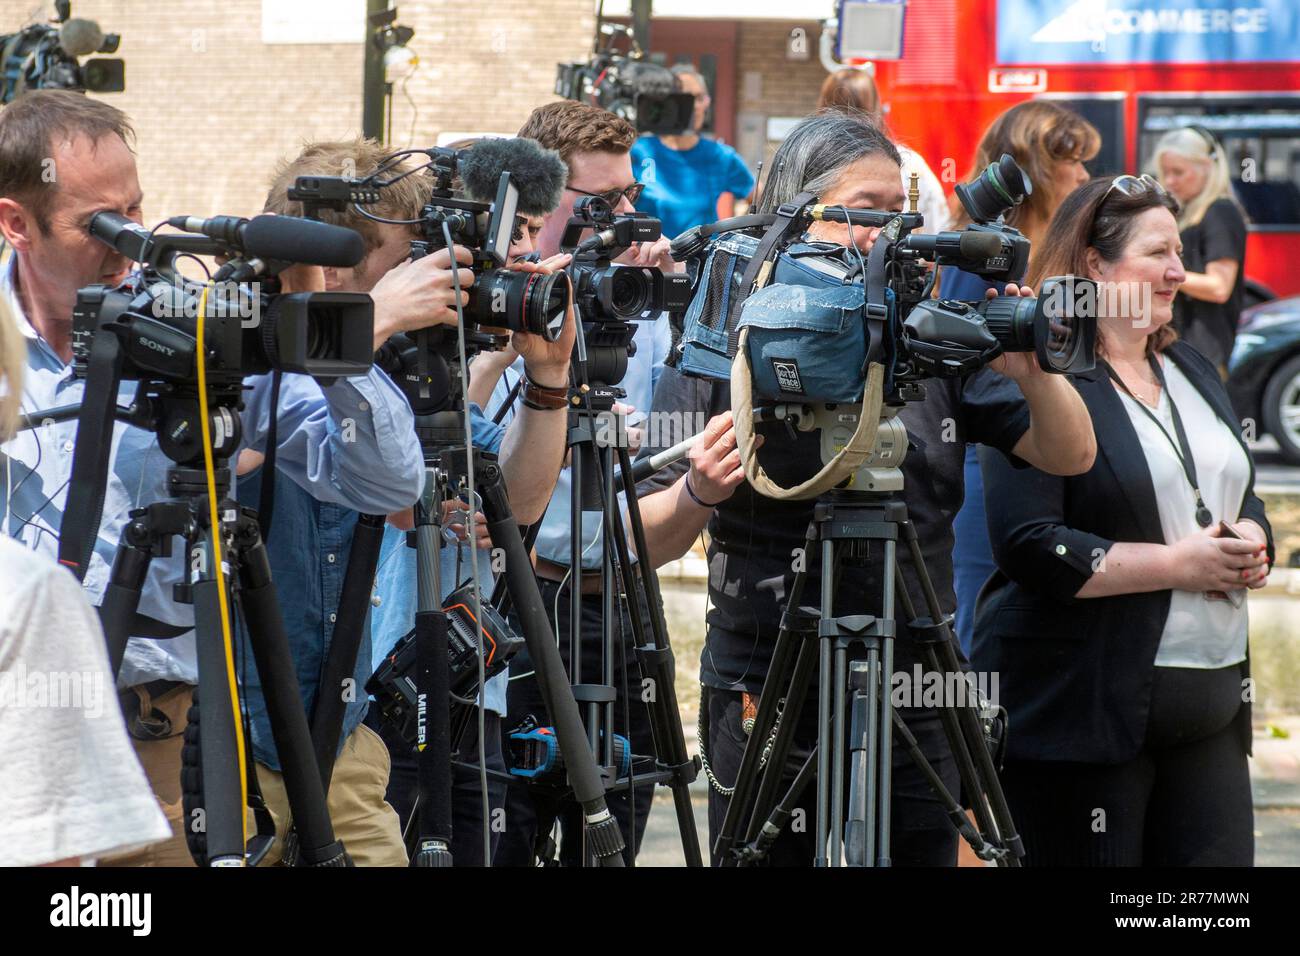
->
xmin=619 ymin=235 xmax=683 ymax=274
xmin=503 ymin=257 xmax=577 ymax=388
xmin=684 ymin=410 xmax=755 ymax=507
xmin=369 ymin=245 xmax=476 ymax=351
xmin=986 ymin=282 xmax=1042 ymax=383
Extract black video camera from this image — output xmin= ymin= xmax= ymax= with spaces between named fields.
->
xmin=1 ymin=1 xmax=123 ymax=104
xmin=562 ymin=195 xmax=692 ymax=323
xmin=291 ymin=143 xmax=572 ymax=414
xmin=672 ymin=155 xmax=1095 ymax=404
xmin=73 ymin=213 xmax=374 ymax=389
xmin=555 ymin=23 xmax=694 ymax=135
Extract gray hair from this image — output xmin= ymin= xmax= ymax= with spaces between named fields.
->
xmin=671 ymin=62 xmax=708 ymax=95
xmin=755 ymin=108 xmax=901 ymax=214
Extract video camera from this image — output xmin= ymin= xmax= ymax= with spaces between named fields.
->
xmin=290 ymin=139 xmax=572 ymax=413
xmin=562 ymin=195 xmax=692 ymax=323
xmin=73 ymin=213 xmax=374 ymax=395
xmin=555 ymin=23 xmax=694 ymax=135
xmin=1 ymin=1 xmax=123 ymax=104
xmin=672 ymin=153 xmax=1096 ymax=407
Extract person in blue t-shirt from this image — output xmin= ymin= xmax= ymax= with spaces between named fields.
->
xmin=630 ymin=64 xmax=755 ymax=241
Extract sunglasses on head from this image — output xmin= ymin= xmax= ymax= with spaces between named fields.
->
xmin=568 ymin=181 xmax=645 ymax=207
xmin=1105 ymin=173 xmax=1168 ymax=200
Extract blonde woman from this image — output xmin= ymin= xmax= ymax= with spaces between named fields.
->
xmin=1155 ymin=126 xmax=1248 ymax=370
xmin=0 ymin=295 xmax=169 ymax=865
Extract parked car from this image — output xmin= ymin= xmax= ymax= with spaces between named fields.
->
xmin=1228 ymin=295 xmax=1300 ymax=464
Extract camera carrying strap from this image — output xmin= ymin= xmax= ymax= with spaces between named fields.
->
xmin=59 ymin=329 xmax=126 ymax=580
xmin=731 ymin=332 xmax=886 ymax=501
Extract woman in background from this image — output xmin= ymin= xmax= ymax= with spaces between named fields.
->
xmin=1155 ymin=125 xmax=1248 ymax=372
xmin=973 ymin=176 xmax=1269 ymax=865
xmin=949 ymin=100 xmax=1101 ymax=653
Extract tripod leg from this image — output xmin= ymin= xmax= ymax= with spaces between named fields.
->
xmin=234 ymin=511 xmax=347 ymax=866
xmin=477 ymin=460 xmax=625 ymax=867
xmin=714 ymin=524 xmax=817 ymax=865
xmin=896 ymin=519 xmax=1022 ymax=866
xmin=740 ymin=746 xmax=818 ymax=865
xmin=412 ymin=465 xmax=454 ymax=867
xmin=877 ymin=537 xmax=897 ymax=867
xmin=610 ymin=445 xmax=702 ymax=867
xmin=98 ymin=510 xmax=167 ymax=679
xmin=190 ymin=523 xmax=253 ymax=866
xmin=845 ymin=662 xmax=873 ymax=866
xmin=815 ymin=536 xmax=834 ymax=867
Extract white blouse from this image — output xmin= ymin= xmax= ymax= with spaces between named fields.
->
xmin=1116 ymin=356 xmax=1250 ymax=668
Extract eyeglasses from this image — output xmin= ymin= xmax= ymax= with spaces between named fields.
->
xmin=1105 ymin=173 xmax=1168 ymax=200
xmin=568 ymin=181 xmax=645 ymax=208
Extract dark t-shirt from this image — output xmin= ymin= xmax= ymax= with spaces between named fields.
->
xmin=1173 ymin=197 xmax=1247 ymax=369
xmin=638 ymin=366 xmax=1031 ymax=692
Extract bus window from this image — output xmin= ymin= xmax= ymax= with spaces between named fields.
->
xmin=1138 ymin=95 xmax=1300 ymax=230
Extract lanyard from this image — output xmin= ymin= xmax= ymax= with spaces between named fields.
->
xmin=1107 ymin=355 xmax=1213 ymax=529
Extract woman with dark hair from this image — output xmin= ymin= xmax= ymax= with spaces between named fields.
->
xmin=638 ymin=108 xmax=1096 ymax=865
xmin=972 ymin=176 xmax=1272 ymax=866
xmin=1155 ymin=126 xmax=1248 ymax=371
xmin=949 ymin=99 xmax=1102 ymax=654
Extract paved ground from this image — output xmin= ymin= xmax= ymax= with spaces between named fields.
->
xmin=636 ymin=716 xmax=1300 ymax=867
xmin=1250 ymin=437 xmax=1300 ymax=494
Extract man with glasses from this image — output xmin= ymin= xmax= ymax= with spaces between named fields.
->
xmin=470 ymin=101 xmax=685 ymax=864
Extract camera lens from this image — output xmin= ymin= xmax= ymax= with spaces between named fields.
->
xmin=473 ymin=268 xmax=569 ymax=341
xmin=608 ymin=267 xmax=651 ymax=317
xmin=956 ymin=153 xmax=1032 ymax=225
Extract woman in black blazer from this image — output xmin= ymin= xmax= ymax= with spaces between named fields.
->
xmin=972 ymin=176 xmax=1274 ymax=866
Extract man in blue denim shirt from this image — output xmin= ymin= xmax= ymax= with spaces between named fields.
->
xmin=0 ymin=92 xmax=425 ymax=866
xmin=245 ymin=138 xmax=575 ymax=866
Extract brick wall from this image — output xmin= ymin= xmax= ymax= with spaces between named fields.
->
xmin=25 ymin=1 xmax=594 ymax=221
xmin=733 ymin=19 xmax=828 ymax=172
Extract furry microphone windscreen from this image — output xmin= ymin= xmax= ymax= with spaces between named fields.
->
xmin=458 ymin=137 xmax=568 ymax=217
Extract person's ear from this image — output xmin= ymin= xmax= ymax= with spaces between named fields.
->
xmin=1084 ymin=246 xmax=1105 ymax=281
xmin=0 ymin=198 xmax=37 ymax=253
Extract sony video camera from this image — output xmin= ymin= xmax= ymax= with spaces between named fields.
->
xmin=562 ymin=195 xmax=693 ymax=323
xmin=1 ymin=1 xmax=123 ymax=104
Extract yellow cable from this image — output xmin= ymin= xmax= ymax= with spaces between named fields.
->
xmin=194 ymin=283 xmax=249 ymax=855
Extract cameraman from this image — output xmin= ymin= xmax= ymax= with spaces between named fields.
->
xmin=638 ymin=109 xmax=1097 ymax=866
xmin=472 ymin=101 xmax=733 ymax=865
xmin=0 ymin=91 xmax=424 ymax=866
xmin=243 ymin=137 xmax=576 ymax=866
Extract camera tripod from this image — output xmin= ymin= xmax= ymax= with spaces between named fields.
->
xmin=713 ymin=406 xmax=1023 ymax=867
xmin=91 ymin=416 xmax=348 ymax=867
xmin=495 ymin=324 xmax=702 ymax=867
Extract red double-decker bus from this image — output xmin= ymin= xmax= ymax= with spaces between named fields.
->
xmin=863 ymin=0 xmax=1300 ymax=299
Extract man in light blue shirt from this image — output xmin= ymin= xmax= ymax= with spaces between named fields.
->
xmin=241 ymin=137 xmax=575 ymax=866
xmin=0 ymin=93 xmax=424 ymax=865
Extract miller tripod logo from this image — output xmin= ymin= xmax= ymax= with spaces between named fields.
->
xmin=416 ymin=691 xmax=427 ymax=751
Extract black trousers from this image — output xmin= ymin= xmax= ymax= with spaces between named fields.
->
xmin=493 ymin=574 xmax=658 ymax=866
xmin=365 ymin=706 xmax=509 ymax=867
xmin=1002 ymin=663 xmax=1254 ymax=866
xmin=704 ymin=684 xmax=961 ymax=866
